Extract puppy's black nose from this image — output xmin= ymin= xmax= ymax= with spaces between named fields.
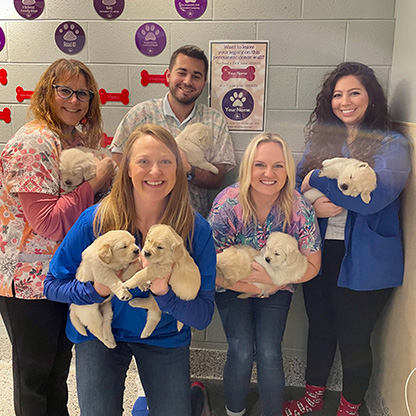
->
xmin=65 ymin=180 xmax=72 ymax=185
xmin=340 ymin=183 xmax=349 ymax=191
xmin=143 ymin=251 xmax=151 ymax=257
xmin=265 ymin=257 xmax=270 ymax=263
xmin=133 ymin=249 xmax=139 ymax=255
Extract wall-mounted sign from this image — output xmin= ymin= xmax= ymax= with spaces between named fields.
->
xmin=140 ymin=70 xmax=169 ymax=87
xmin=0 ymin=69 xmax=8 ymax=86
xmin=210 ymin=41 xmax=268 ymax=132
xmin=93 ymin=0 xmax=125 ymax=20
xmin=14 ymin=0 xmax=44 ymax=20
xmin=0 ymin=28 xmax=5 ymax=53
xmin=175 ymin=0 xmax=207 ymax=20
xmin=99 ymin=88 xmax=129 ymax=105
xmin=0 ymin=108 xmax=11 ymax=124
xmin=55 ymin=22 xmax=86 ymax=55
xmin=135 ymin=23 xmax=166 ymax=56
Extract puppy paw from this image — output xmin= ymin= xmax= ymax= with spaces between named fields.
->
xmin=114 ymin=288 xmax=133 ymax=301
xmin=138 ymin=282 xmax=151 ymax=292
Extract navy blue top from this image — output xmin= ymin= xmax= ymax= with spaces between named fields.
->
xmin=44 ymin=205 xmax=216 ymax=347
xmin=296 ymin=132 xmax=411 ymax=291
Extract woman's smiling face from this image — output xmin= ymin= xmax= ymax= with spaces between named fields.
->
xmin=128 ymin=134 xmax=177 ymax=206
xmin=250 ymin=141 xmax=288 ymax=201
xmin=331 ymin=75 xmax=369 ymax=130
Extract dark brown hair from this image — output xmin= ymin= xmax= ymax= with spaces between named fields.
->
xmin=300 ymin=62 xmax=391 ymax=177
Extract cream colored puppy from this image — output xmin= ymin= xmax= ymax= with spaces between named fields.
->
xmin=60 ymin=147 xmax=96 ymax=193
xmin=175 ymin=123 xmax=219 ymax=174
xmin=122 ymin=224 xmax=201 ymax=338
xmin=303 ymin=157 xmax=377 ymax=204
xmin=69 ymin=230 xmax=140 ymax=348
xmin=217 ymin=232 xmax=307 ymax=299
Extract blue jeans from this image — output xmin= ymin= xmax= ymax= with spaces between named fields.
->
xmin=216 ymin=290 xmax=293 ymax=416
xmin=75 ymin=340 xmax=191 ymax=416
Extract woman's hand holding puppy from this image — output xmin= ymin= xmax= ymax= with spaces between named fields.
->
xmin=88 ymin=157 xmax=117 ymax=194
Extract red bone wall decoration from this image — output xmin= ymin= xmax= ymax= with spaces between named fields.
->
xmin=99 ymin=88 xmax=129 ymax=105
xmin=16 ymin=86 xmax=34 ymax=102
xmin=0 ymin=107 xmax=11 ymax=123
xmin=221 ymin=65 xmax=256 ymax=82
xmin=0 ymin=68 xmax=7 ymax=86
xmin=140 ymin=70 xmax=169 ymax=87
xmin=100 ymin=133 xmax=113 ymax=148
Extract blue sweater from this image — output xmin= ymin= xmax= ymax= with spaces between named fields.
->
xmin=296 ymin=132 xmax=411 ymax=291
xmin=44 ymin=206 xmax=216 ymax=347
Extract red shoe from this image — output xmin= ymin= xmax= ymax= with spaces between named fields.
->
xmin=283 ymin=384 xmax=326 ymax=415
xmin=191 ymin=381 xmax=211 ymax=416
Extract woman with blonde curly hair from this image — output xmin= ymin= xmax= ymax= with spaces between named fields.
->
xmin=208 ymin=133 xmax=321 ymax=416
xmin=0 ymin=58 xmax=116 ymax=416
xmin=44 ymin=124 xmax=216 ymax=416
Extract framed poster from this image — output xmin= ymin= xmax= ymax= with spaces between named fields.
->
xmin=209 ymin=41 xmax=268 ymax=132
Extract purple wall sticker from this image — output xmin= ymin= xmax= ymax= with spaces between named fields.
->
xmin=14 ymin=0 xmax=44 ymax=20
xmin=55 ymin=22 xmax=86 ymax=55
xmin=222 ymin=88 xmax=254 ymax=121
xmin=0 ymin=28 xmax=5 ymax=53
xmin=135 ymin=23 xmax=166 ymax=56
xmin=93 ymin=0 xmax=125 ymax=20
xmin=175 ymin=0 xmax=207 ymax=20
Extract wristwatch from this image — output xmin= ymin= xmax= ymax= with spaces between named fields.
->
xmin=187 ymin=165 xmax=196 ymax=181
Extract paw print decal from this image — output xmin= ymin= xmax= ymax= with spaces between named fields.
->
xmin=14 ymin=0 xmax=45 ymax=20
xmin=141 ymin=24 xmax=160 ymax=41
xmin=222 ymin=88 xmax=254 ymax=121
xmin=55 ymin=21 xmax=85 ymax=54
xmin=135 ymin=22 xmax=166 ymax=56
xmin=229 ymin=92 xmax=246 ymax=107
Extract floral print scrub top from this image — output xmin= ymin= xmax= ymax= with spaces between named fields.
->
xmin=0 ymin=121 xmax=62 ymax=299
xmin=208 ymin=183 xmax=321 ymax=291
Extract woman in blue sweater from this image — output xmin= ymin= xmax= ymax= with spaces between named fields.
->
xmin=44 ymin=124 xmax=216 ymax=416
xmin=283 ymin=62 xmax=411 ymax=416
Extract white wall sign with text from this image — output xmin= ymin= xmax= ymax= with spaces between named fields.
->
xmin=209 ymin=41 xmax=268 ymax=132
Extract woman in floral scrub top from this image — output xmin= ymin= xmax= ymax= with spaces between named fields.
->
xmin=208 ymin=133 xmax=321 ymax=416
xmin=0 ymin=59 xmax=116 ymax=416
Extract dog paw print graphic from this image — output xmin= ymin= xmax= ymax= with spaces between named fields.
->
xmin=135 ymin=22 xmax=166 ymax=56
xmin=222 ymin=88 xmax=254 ymax=121
xmin=55 ymin=21 xmax=85 ymax=54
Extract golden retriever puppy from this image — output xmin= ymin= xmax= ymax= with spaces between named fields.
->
xmin=217 ymin=232 xmax=307 ymax=299
xmin=122 ymin=224 xmax=201 ymax=338
xmin=60 ymin=147 xmax=97 ymax=193
xmin=69 ymin=230 xmax=140 ymax=348
xmin=304 ymin=157 xmax=377 ymax=204
xmin=175 ymin=123 xmax=219 ymax=174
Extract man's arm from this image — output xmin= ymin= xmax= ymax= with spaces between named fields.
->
xmin=190 ymin=164 xmax=227 ymax=189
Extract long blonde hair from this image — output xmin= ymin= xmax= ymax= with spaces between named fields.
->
xmin=29 ymin=58 xmax=102 ymax=148
xmin=94 ymin=124 xmax=195 ymax=242
xmin=238 ymin=133 xmax=296 ymax=230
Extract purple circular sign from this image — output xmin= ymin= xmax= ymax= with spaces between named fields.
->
xmin=135 ymin=23 xmax=166 ymax=57
xmin=55 ymin=22 xmax=86 ymax=55
xmin=93 ymin=0 xmax=125 ymax=20
xmin=0 ymin=28 xmax=5 ymax=53
xmin=175 ymin=0 xmax=207 ymax=20
xmin=222 ymin=88 xmax=254 ymax=121
xmin=14 ymin=0 xmax=44 ymax=20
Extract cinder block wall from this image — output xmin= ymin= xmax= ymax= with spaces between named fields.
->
xmin=0 ymin=0 xmax=397 ymax=363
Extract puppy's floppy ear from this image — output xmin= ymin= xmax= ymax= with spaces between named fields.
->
xmin=285 ymin=247 xmax=301 ymax=266
xmin=361 ymin=192 xmax=371 ymax=204
xmin=98 ymin=243 xmax=114 ymax=264
xmin=81 ymin=156 xmax=96 ymax=181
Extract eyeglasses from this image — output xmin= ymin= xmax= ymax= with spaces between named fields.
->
xmin=53 ymin=84 xmax=94 ymax=102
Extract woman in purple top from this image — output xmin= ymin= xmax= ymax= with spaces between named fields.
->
xmin=208 ymin=133 xmax=321 ymax=416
